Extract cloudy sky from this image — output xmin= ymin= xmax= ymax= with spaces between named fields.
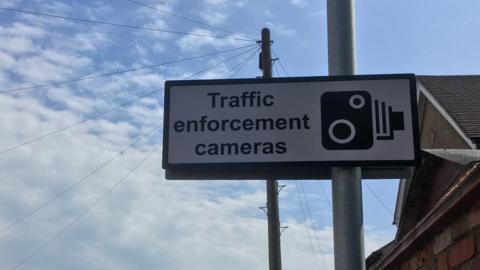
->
xmin=0 ymin=0 xmax=479 ymax=269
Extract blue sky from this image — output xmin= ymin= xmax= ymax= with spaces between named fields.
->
xmin=0 ymin=0 xmax=478 ymax=269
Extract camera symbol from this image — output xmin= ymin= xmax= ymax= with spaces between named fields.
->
xmin=321 ymin=91 xmax=405 ymax=150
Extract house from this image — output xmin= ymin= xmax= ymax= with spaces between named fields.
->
xmin=366 ymin=76 xmax=480 ymax=269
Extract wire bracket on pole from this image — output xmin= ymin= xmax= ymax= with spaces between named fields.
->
xmin=280 ymin=225 xmax=289 ymax=235
xmin=259 ymin=206 xmax=268 ymax=216
xmin=256 ymin=40 xmax=274 ymax=44
xmin=278 ymin=184 xmax=287 ymax=193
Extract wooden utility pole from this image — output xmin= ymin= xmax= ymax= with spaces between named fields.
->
xmin=260 ymin=27 xmax=282 ymax=270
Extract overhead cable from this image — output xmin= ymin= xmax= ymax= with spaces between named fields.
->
xmin=0 ymin=7 xmax=254 ymax=41
xmin=272 ymin=60 xmax=281 ymax=78
xmin=125 ymin=0 xmax=256 ymax=40
xmin=0 ymin=44 xmax=258 ymax=94
xmin=318 ymin=181 xmax=332 ymax=211
xmin=294 ymin=181 xmax=321 ymax=270
xmin=0 ymin=45 xmax=257 ymax=154
xmin=272 ymin=49 xmax=290 ymax=77
xmin=299 ymin=181 xmax=329 ymax=270
xmin=8 ymin=143 xmax=161 ymax=270
xmin=184 ymin=45 xmax=259 ymax=78
xmin=0 ymin=122 xmax=162 ymax=234
xmin=222 ymin=47 xmax=260 ymax=78
xmin=364 ymin=181 xmax=394 ymax=216
xmin=0 ymin=89 xmax=162 ymax=155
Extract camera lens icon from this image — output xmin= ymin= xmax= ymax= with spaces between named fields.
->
xmin=328 ymin=119 xmax=356 ymax=144
xmin=349 ymin=95 xmax=365 ymax=109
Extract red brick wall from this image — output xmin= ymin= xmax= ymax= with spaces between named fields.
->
xmin=396 ymin=156 xmax=464 ymax=238
xmin=393 ymin=200 xmax=480 ymax=270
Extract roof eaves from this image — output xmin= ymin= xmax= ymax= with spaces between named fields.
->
xmin=377 ymin=161 xmax=480 ymax=269
xmin=393 ymin=178 xmax=407 ymax=226
xmin=424 ymin=149 xmax=480 ymax=165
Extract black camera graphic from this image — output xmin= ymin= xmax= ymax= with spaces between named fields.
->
xmin=321 ymin=91 xmax=405 ymax=150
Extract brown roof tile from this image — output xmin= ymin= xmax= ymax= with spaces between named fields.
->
xmin=418 ymin=75 xmax=480 ymax=139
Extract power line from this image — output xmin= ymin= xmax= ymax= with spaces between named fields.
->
xmin=318 ymin=181 xmax=332 ymax=211
xmin=272 ymin=60 xmax=281 ymax=78
xmin=3 ymin=44 xmax=259 ymax=264
xmin=271 ymin=52 xmax=330 ymax=266
xmin=0 ymin=89 xmax=161 ymax=155
xmin=272 ymin=49 xmax=290 ymax=77
xmin=0 ymin=44 xmax=258 ymax=94
xmin=227 ymin=48 xmax=259 ymax=78
xmin=364 ymin=181 xmax=394 ymax=216
xmin=299 ymin=181 xmax=329 ymax=270
xmin=125 ymin=0 xmax=256 ymax=40
xmin=294 ymin=181 xmax=321 ymax=270
xmin=277 ymin=59 xmax=290 ymax=77
xmin=8 ymin=143 xmax=161 ymax=270
xmin=0 ymin=122 xmax=162 ymax=234
xmin=222 ymin=47 xmax=259 ymax=78
xmin=185 ymin=45 xmax=259 ymax=79
xmin=222 ymin=47 xmax=260 ymax=78
xmin=0 ymin=45 xmax=255 ymax=155
xmin=271 ymin=53 xmax=330 ymax=269
xmin=0 ymin=7 xmax=254 ymax=42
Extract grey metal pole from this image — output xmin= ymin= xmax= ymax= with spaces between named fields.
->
xmin=327 ymin=0 xmax=366 ymax=270
xmin=261 ymin=28 xmax=282 ymax=270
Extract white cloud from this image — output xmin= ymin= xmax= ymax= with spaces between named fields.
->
xmin=199 ymin=0 xmax=250 ymax=34
xmin=46 ymin=87 xmax=107 ymax=113
xmin=266 ymin=22 xmax=296 ymax=37
xmin=0 ymin=51 xmax=16 ymax=69
xmin=205 ymin=0 xmax=248 ymax=7
xmin=0 ymin=23 xmax=47 ymax=38
xmin=176 ymin=28 xmax=251 ymax=51
xmin=66 ymin=32 xmax=110 ymax=52
xmin=0 ymin=1 xmax=396 ymax=269
xmin=290 ymin=0 xmax=309 ymax=9
xmin=12 ymin=51 xmax=91 ymax=82
xmin=39 ymin=1 xmax=72 ymax=14
xmin=2 ymin=0 xmax=21 ymax=8
xmin=200 ymin=9 xmax=228 ymax=25
xmin=206 ymin=0 xmax=228 ymax=4
xmin=0 ymin=36 xmax=38 ymax=54
xmin=133 ymin=0 xmax=177 ymax=42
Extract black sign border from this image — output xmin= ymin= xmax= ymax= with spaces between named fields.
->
xmin=163 ymin=74 xmax=420 ymax=179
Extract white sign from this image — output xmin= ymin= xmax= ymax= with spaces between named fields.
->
xmin=163 ymin=75 xmax=419 ymax=179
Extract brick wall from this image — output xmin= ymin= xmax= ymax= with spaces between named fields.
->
xmin=394 ymin=199 xmax=480 ymax=270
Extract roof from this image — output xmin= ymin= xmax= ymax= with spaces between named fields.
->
xmin=370 ymin=153 xmax=480 ymax=269
xmin=417 ymin=75 xmax=480 ymax=139
xmin=366 ymin=241 xmax=395 ymax=269
xmin=393 ymin=149 xmax=480 ymax=226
